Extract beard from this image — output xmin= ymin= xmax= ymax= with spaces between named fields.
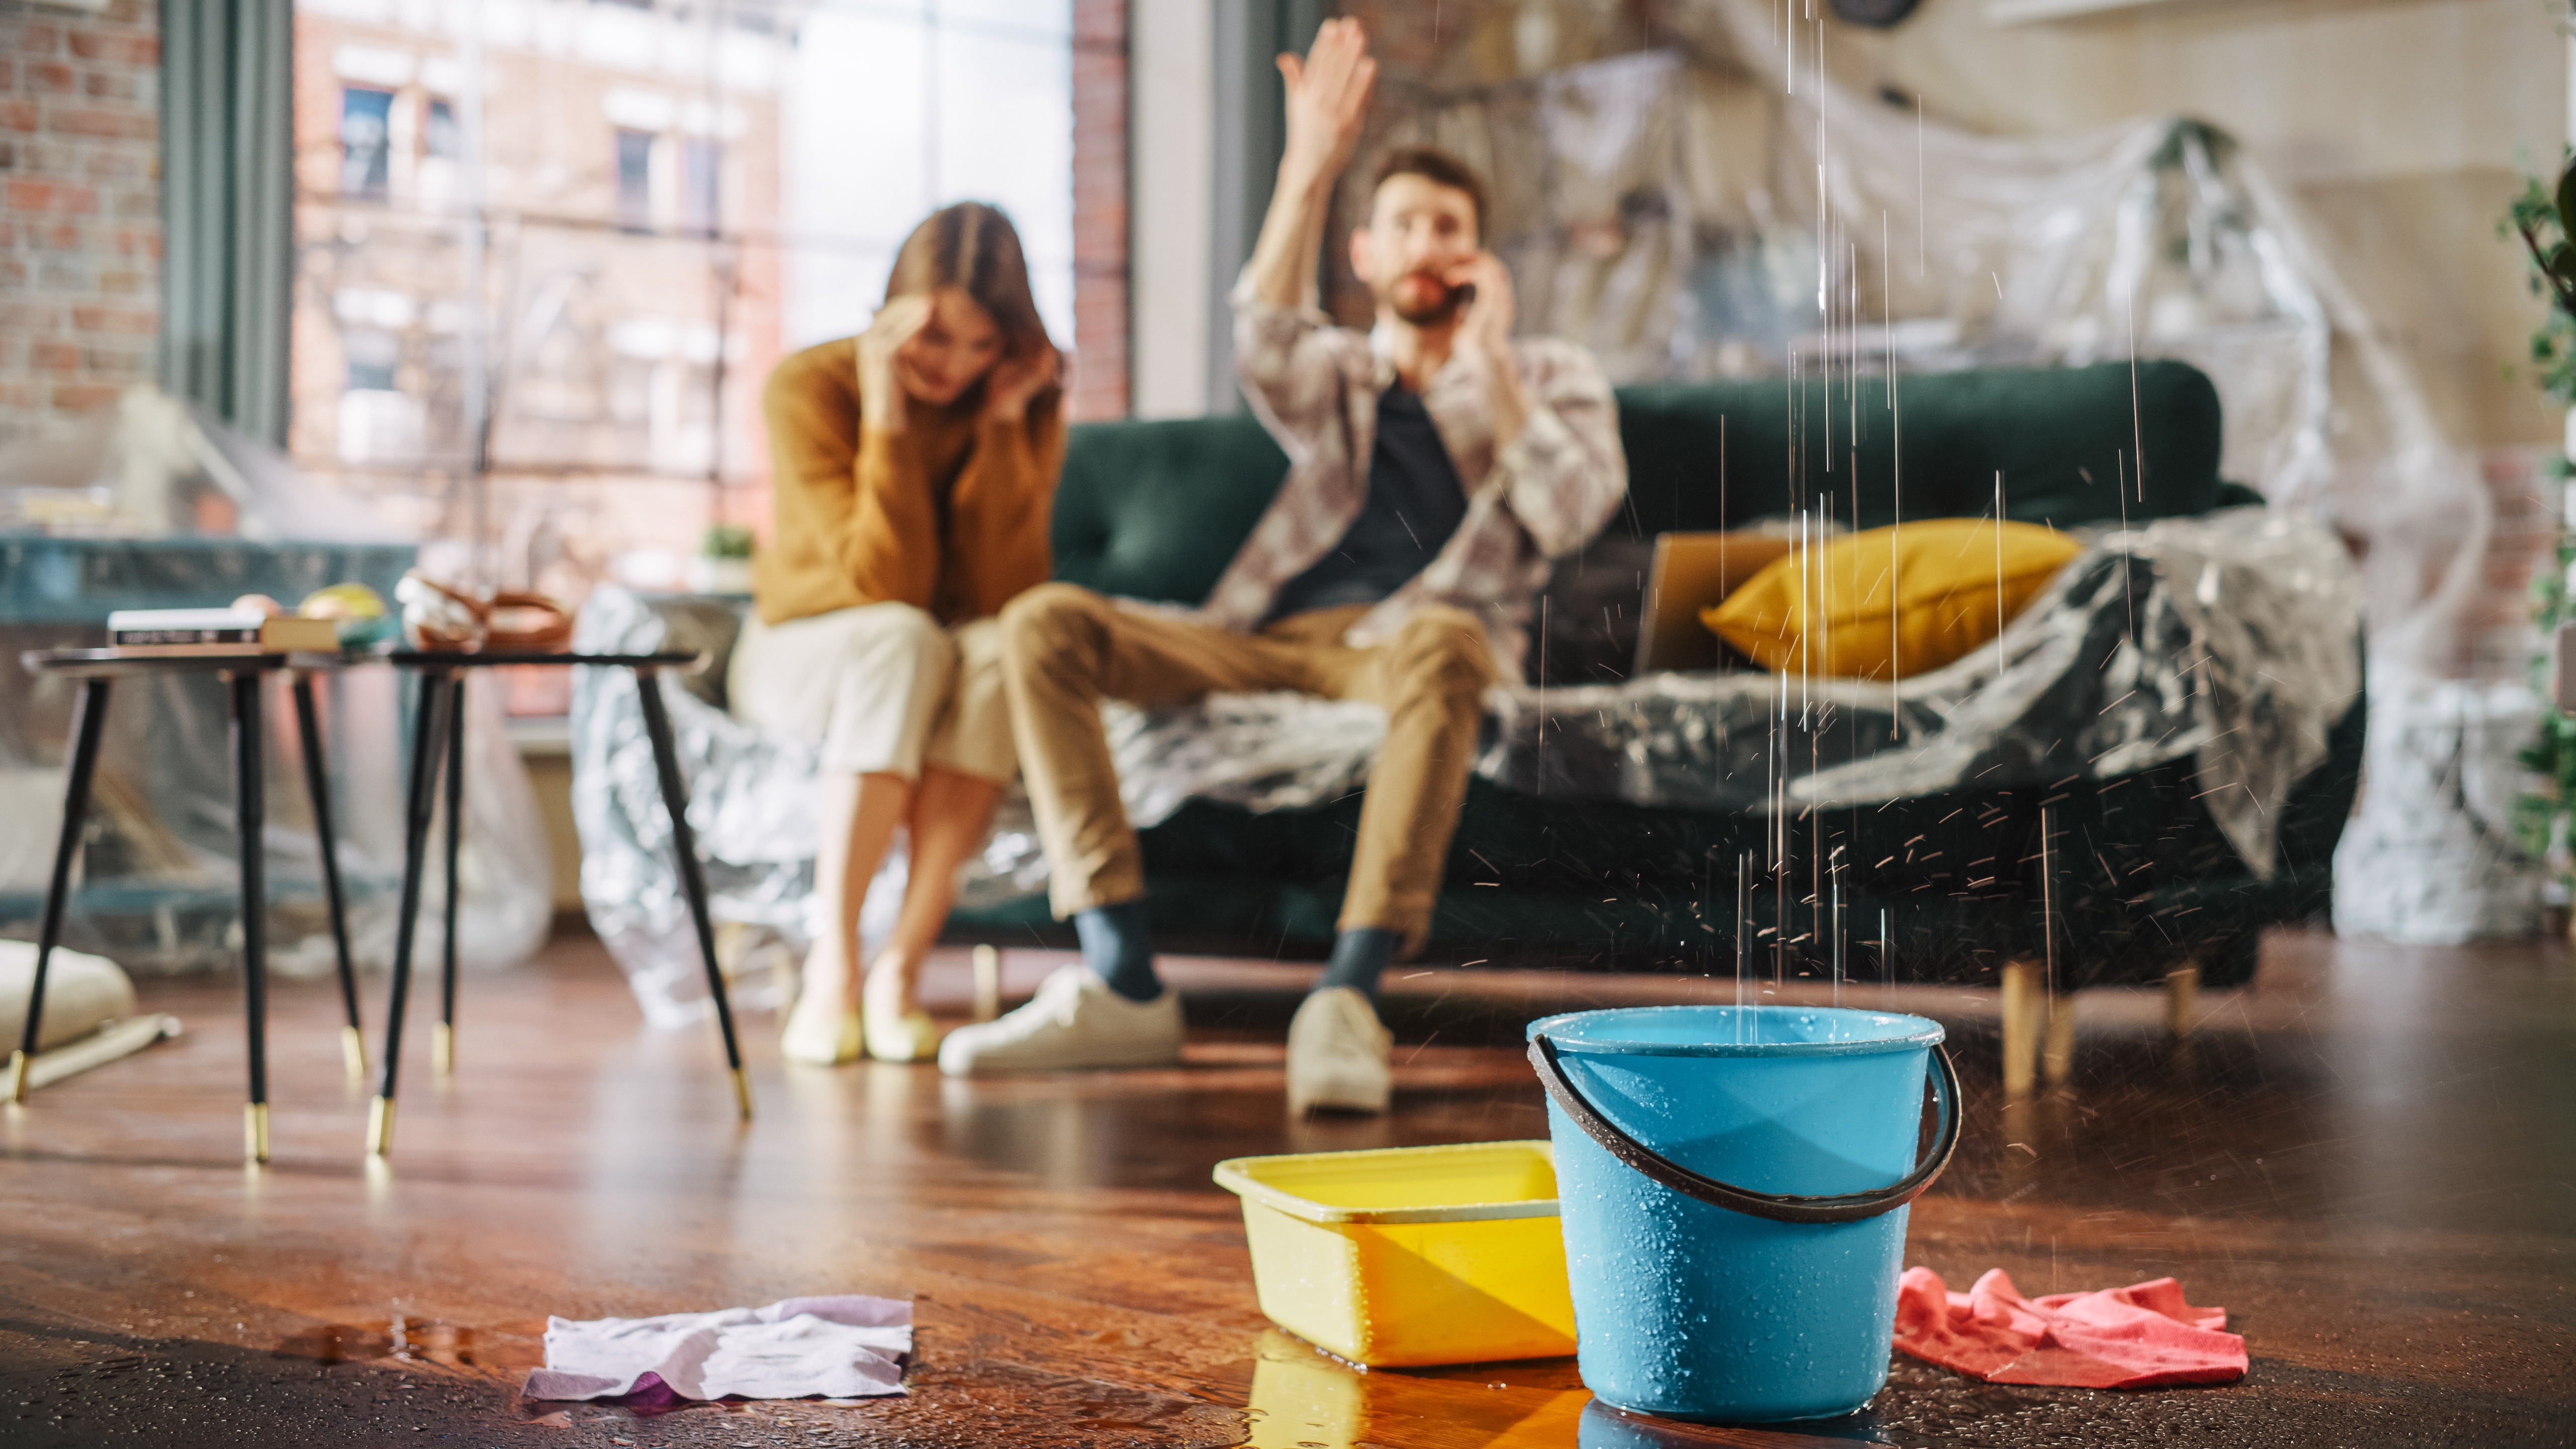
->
xmin=1384 ymin=269 xmax=1465 ymax=327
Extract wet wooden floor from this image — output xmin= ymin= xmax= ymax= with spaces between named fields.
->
xmin=1 ymin=925 xmax=2569 ymax=1446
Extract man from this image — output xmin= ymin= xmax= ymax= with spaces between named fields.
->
xmin=939 ymin=17 xmax=1627 ymax=1112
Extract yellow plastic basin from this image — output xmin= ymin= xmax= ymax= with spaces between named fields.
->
xmin=1213 ymin=1140 xmax=1577 ymax=1368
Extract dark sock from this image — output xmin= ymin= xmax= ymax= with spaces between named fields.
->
xmin=1075 ymin=900 xmax=1161 ymax=1002
xmin=1312 ymin=927 xmax=1401 ymax=1000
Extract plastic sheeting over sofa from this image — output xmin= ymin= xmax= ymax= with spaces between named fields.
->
xmin=570 ymin=506 xmax=2357 ymax=1024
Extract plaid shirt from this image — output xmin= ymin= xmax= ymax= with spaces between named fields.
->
xmin=1200 ymin=282 xmax=1629 ymax=672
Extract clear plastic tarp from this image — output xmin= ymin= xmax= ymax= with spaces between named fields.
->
xmin=1372 ymin=4 xmax=2488 ymax=681
xmin=0 ymin=385 xmax=412 ymax=543
xmin=0 ymin=394 xmax=548 ymax=978
xmin=1482 ymin=508 xmax=2362 ymax=878
xmin=2331 ymin=682 xmax=2549 ymax=944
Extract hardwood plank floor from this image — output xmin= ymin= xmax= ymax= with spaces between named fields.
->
xmin=0 ymin=926 xmax=2568 ymax=1446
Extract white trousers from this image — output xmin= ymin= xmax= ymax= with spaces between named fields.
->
xmin=729 ymin=602 xmax=1015 ymax=783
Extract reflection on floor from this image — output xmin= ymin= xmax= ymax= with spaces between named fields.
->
xmin=0 ymin=926 xmax=2568 ymax=1446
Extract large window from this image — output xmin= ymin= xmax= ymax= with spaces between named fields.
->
xmin=287 ymin=0 xmax=1076 ymax=608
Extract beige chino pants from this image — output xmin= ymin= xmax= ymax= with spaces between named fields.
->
xmin=997 ymin=583 xmax=1497 ymax=952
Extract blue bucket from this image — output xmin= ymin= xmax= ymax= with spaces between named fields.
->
xmin=1527 ymin=1006 xmax=1958 ymax=1424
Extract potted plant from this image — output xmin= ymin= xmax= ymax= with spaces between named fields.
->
xmin=690 ymin=523 xmax=757 ymax=596
xmin=2509 ymin=153 xmax=2576 ymax=934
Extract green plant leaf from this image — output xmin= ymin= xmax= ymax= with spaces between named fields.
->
xmin=2555 ymin=156 xmax=2576 ymax=240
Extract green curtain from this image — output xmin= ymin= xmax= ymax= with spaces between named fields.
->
xmin=160 ymin=0 xmax=293 ymax=446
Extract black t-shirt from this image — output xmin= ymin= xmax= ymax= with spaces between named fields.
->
xmin=1267 ymin=382 xmax=1470 ymax=621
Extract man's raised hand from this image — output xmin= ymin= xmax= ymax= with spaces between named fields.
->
xmin=1276 ymin=18 xmax=1377 ymax=192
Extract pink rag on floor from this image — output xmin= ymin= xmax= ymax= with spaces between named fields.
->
xmin=1892 ymin=1267 xmax=2247 ymax=1389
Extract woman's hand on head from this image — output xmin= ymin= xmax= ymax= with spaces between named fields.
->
xmin=858 ymin=295 xmax=935 ymax=433
xmin=982 ymin=342 xmax=1061 ymax=426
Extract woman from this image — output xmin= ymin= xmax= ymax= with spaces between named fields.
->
xmin=732 ymin=202 xmax=1063 ymax=1064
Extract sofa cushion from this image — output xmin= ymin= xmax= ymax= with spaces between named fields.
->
xmin=1613 ymin=359 xmax=2224 ymax=535
xmin=1054 ymin=413 xmax=1290 ymax=606
xmin=1706 ymin=517 xmax=2084 ymax=677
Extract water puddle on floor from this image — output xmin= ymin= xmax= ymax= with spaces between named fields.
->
xmin=275 ymin=1318 xmax=476 ymax=1367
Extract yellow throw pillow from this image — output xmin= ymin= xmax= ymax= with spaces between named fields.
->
xmin=1701 ymin=517 xmax=2082 ymax=679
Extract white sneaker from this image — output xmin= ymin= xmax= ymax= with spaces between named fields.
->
xmin=1286 ymin=986 xmax=1393 ymax=1115
xmin=936 ymin=965 xmax=1183 ymax=1076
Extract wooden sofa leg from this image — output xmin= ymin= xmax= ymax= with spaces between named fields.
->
xmin=972 ymin=944 xmax=1002 ymax=1022
xmin=2042 ymin=990 xmax=2075 ymax=1086
xmin=2000 ymin=959 xmax=2043 ymax=1097
xmin=2165 ymin=964 xmax=2200 ymax=1040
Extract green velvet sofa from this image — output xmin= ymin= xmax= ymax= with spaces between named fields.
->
xmin=947 ymin=360 xmax=2362 ymax=995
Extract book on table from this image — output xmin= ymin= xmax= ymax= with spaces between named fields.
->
xmin=104 ymin=609 xmax=340 ymax=655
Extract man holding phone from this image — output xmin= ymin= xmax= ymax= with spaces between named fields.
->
xmin=942 ymin=17 xmax=1628 ymax=1113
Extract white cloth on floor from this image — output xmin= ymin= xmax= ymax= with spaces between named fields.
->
xmin=522 ymin=1295 xmax=911 ymax=1402
xmin=0 ymin=940 xmax=137 ymax=1052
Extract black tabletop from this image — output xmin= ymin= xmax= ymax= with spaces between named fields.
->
xmin=23 ymin=648 xmax=703 ymax=678
xmin=22 ymin=648 xmax=348 ymax=678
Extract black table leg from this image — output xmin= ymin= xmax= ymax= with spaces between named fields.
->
xmin=292 ymin=673 xmax=366 ymax=1081
xmin=437 ymin=674 xmax=465 ymax=1076
xmin=9 ymin=678 xmax=110 ymax=1105
xmin=633 ymin=666 xmax=751 ymax=1121
xmin=369 ymin=670 xmax=454 ymax=1157
xmin=230 ymin=671 xmax=271 ymax=1164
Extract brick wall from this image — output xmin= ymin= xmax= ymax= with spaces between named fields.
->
xmin=2473 ymin=444 xmax=2562 ymax=682
xmin=0 ymin=0 xmax=159 ymax=436
xmin=1068 ymin=0 xmax=1126 ymax=421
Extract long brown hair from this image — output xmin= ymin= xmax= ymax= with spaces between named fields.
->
xmin=884 ymin=202 xmax=1054 ymax=363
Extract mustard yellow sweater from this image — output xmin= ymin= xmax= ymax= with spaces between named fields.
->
xmin=753 ymin=336 xmax=1065 ymax=627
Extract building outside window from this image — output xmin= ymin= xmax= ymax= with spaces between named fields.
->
xmin=615 ymin=128 xmax=657 ymax=234
xmin=681 ymin=137 xmax=721 ymax=237
xmin=424 ymin=99 xmax=459 ymax=160
xmin=339 ymin=87 xmax=393 ymax=201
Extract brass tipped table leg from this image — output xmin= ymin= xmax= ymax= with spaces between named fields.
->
xmin=365 ymin=1094 xmax=395 ymax=1156
xmin=370 ymin=671 xmax=457 ymax=1156
xmin=17 ymin=651 xmax=368 ymax=1156
xmin=371 ymin=651 xmax=749 ymax=1142
xmin=292 ymin=673 xmax=367 ymax=1080
xmin=14 ymin=678 xmax=111 ymax=1105
xmin=635 ymin=666 xmax=752 ymax=1122
xmin=436 ymin=676 xmax=466 ymax=1075
xmin=230 ymin=671 xmax=273 ymax=1163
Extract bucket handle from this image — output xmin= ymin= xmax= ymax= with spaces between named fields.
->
xmin=1526 ymin=1033 xmax=1960 ymax=1226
